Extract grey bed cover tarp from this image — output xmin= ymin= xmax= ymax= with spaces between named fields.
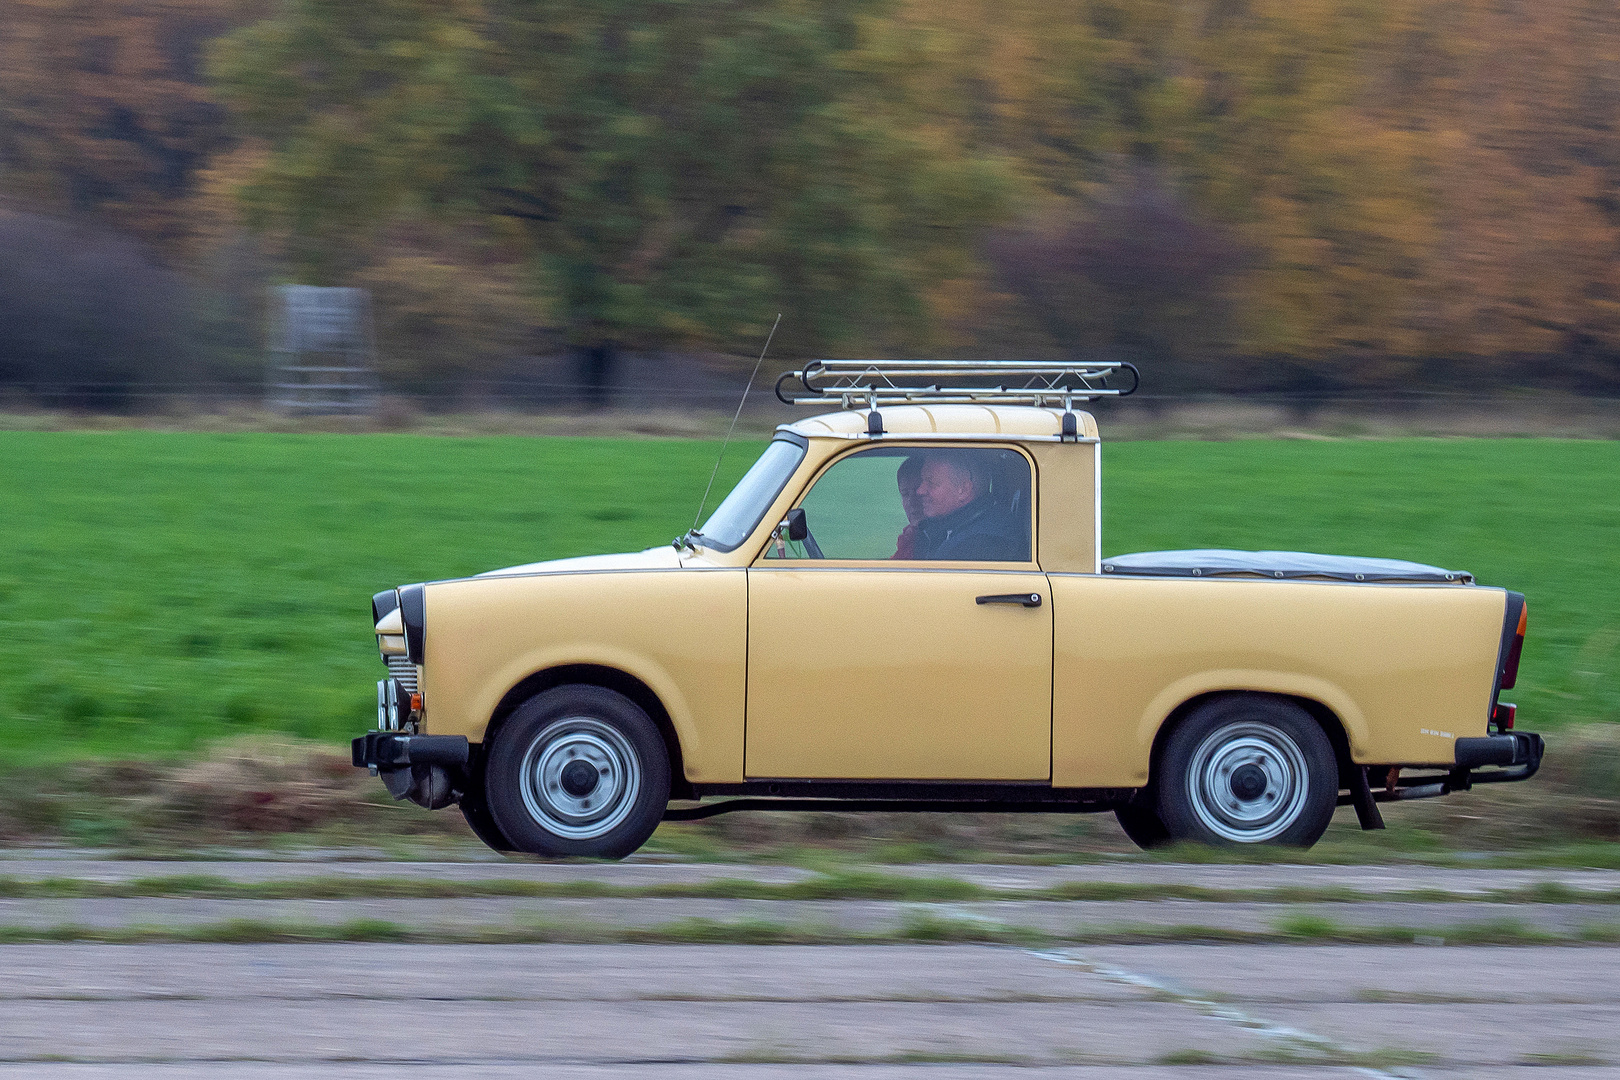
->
xmin=1101 ymin=549 xmax=1473 ymax=584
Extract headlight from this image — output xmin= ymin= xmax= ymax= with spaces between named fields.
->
xmin=374 ymin=605 xmax=407 ymax=658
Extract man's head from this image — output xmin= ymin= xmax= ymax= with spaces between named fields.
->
xmin=896 ymin=456 xmax=925 ymax=525
xmin=914 ymin=454 xmax=985 ymax=519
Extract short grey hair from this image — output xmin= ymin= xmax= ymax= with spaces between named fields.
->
xmin=924 ymin=451 xmax=991 ymax=497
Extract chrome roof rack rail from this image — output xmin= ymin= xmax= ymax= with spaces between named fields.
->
xmin=775 ymin=359 xmax=1139 ymax=410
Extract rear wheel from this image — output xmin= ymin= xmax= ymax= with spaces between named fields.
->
xmin=486 ymin=685 xmax=670 ymax=859
xmin=1157 ymin=696 xmax=1338 ymax=848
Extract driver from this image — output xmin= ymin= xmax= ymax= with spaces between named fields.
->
xmin=910 ymin=453 xmax=1025 ymax=561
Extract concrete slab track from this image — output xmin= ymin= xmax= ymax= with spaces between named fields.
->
xmin=3 ymin=860 xmax=1620 ymax=1077
xmin=0 ymin=944 xmax=1613 ymax=1077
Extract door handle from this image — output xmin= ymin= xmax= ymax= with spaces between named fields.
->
xmin=976 ymin=592 xmax=1042 ymax=608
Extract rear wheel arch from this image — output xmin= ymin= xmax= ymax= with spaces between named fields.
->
xmin=1147 ymin=690 xmax=1351 ymax=788
xmin=1286 ymin=694 xmax=1354 ymax=787
xmin=482 ymin=664 xmax=691 ymax=800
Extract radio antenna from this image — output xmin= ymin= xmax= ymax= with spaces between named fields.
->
xmin=692 ymin=313 xmax=782 ymax=533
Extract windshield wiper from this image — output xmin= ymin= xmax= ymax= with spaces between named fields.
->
xmin=672 ymin=529 xmax=703 ymax=553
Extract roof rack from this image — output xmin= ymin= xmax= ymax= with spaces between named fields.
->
xmin=774 ymin=359 xmax=1139 ymax=410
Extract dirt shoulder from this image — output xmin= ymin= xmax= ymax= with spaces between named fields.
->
xmin=2 ymin=732 xmax=1617 ymax=867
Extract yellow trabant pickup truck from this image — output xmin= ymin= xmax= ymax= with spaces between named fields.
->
xmin=354 ymin=360 xmax=1541 ymax=857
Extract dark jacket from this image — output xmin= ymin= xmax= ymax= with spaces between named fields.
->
xmin=914 ymin=495 xmax=1027 ymax=561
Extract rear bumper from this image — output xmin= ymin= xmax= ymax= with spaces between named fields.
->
xmin=351 ymin=731 xmax=469 ymax=770
xmin=1455 ymin=731 xmax=1544 ymax=773
xmin=1339 ymin=730 xmax=1545 ymax=816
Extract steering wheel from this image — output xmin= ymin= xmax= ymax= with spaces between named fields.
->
xmin=801 ymin=527 xmax=824 ymax=559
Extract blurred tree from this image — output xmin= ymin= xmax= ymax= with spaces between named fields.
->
xmin=212 ymin=0 xmax=1004 ymax=403
xmin=354 ymin=248 xmax=534 ymax=390
xmin=985 ymin=164 xmax=1242 ymax=387
xmin=901 ymin=0 xmax=1438 ymax=388
xmin=1403 ymin=0 xmax=1620 ymax=389
xmin=3 ymin=0 xmax=1617 ymax=398
xmin=0 ymin=0 xmax=242 ymax=250
xmin=0 ymin=209 xmax=199 ymax=405
xmin=909 ymin=0 xmax=1620 ymax=390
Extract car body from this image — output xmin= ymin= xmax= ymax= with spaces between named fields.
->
xmin=355 ymin=398 xmax=1542 ymax=857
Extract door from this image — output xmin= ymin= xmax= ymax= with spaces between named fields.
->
xmin=744 ymin=444 xmax=1052 ymax=780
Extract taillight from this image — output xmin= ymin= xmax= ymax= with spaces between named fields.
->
xmin=1501 ymin=602 xmax=1527 ymax=690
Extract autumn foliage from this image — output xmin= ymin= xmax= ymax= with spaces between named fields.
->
xmin=0 ymin=0 xmax=1617 ymax=395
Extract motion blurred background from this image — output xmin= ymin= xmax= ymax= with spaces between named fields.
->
xmin=0 ymin=0 xmax=1617 ymax=857
xmin=5 ymin=0 xmax=1620 ymax=409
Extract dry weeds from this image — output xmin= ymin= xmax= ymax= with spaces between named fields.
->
xmin=0 ymin=726 xmax=1612 ymax=857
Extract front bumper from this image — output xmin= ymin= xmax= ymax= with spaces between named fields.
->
xmin=352 ymin=731 xmax=469 ymax=770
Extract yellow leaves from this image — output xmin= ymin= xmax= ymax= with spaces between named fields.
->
xmin=184 ymin=141 xmax=272 ymax=254
xmin=6 ymin=0 xmax=1617 ymax=379
xmin=882 ymin=0 xmax=1620 ymax=375
xmin=0 ymin=0 xmax=247 ymax=254
xmin=353 ymin=249 xmax=539 ymax=379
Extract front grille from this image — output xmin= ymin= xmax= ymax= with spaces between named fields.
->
xmin=386 ymin=656 xmax=418 ymax=694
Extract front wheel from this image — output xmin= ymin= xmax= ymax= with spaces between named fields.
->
xmin=486 ymin=685 xmax=671 ymax=859
xmin=458 ymin=753 xmax=516 ymax=854
xmin=1114 ymin=801 xmax=1172 ymax=850
xmin=1157 ymin=696 xmax=1338 ymax=848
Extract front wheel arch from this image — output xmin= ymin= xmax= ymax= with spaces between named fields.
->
xmin=483 ymin=664 xmax=690 ymax=799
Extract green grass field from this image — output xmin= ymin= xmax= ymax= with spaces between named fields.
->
xmin=1 ymin=431 xmax=1614 ymax=763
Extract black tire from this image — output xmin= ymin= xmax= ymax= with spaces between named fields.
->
xmin=1156 ymin=695 xmax=1338 ymax=848
xmin=457 ymin=753 xmax=517 ymax=854
xmin=485 ymin=685 xmax=671 ymax=859
xmin=1114 ymin=801 xmax=1172 ymax=850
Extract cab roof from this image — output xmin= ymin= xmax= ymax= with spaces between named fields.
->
xmin=782 ymin=404 xmax=1099 ymax=441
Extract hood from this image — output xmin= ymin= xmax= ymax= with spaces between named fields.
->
xmin=479 ymin=545 xmax=683 ymax=578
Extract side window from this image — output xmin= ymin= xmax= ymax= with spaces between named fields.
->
xmin=766 ymin=446 xmax=1031 ymax=562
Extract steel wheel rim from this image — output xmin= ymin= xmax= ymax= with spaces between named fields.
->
xmin=1186 ymin=721 xmax=1310 ymax=843
xmin=519 ymin=717 xmax=642 ymax=840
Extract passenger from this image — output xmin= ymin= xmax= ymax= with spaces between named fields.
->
xmin=891 ymin=456 xmax=926 ymax=559
xmin=911 ymin=453 xmax=1026 ymax=561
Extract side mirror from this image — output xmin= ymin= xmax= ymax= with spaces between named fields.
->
xmin=781 ymin=507 xmax=808 ymax=542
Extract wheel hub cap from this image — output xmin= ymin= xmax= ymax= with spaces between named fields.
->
xmin=518 ymin=718 xmax=642 ymax=840
xmin=1229 ymin=763 xmax=1267 ymax=801
xmin=560 ymin=759 xmax=600 ymax=798
xmin=1186 ymin=721 xmax=1310 ymax=843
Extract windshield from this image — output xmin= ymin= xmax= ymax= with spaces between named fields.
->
xmin=695 ymin=437 xmax=807 ymax=552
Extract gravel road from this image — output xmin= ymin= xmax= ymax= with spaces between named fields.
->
xmin=3 ymin=857 xmax=1619 ymax=894
xmin=0 ymin=943 xmax=1615 ymax=1077
xmin=3 ymin=859 xmax=1619 ymax=1077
